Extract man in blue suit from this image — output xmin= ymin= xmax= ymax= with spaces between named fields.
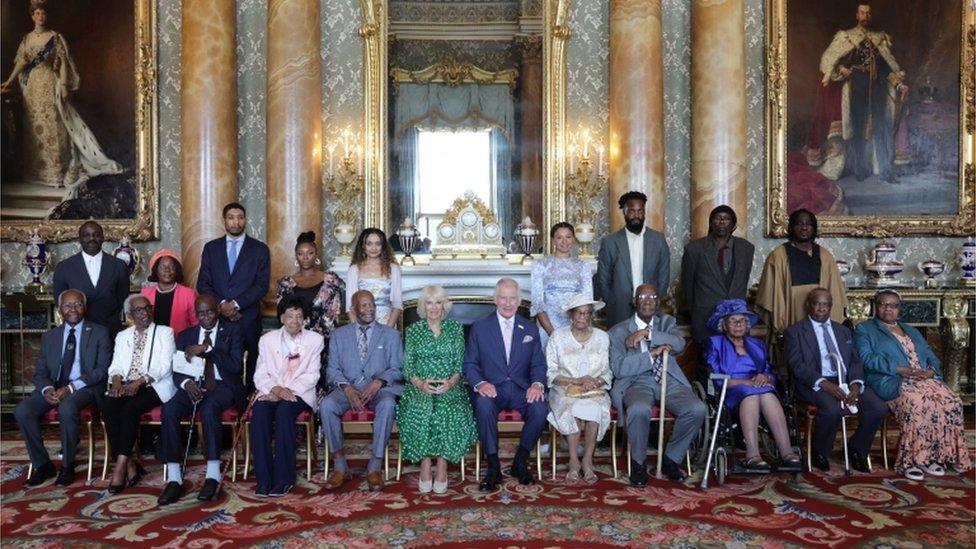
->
xmin=463 ymin=278 xmax=547 ymax=491
xmin=158 ymin=295 xmax=244 ymax=505
xmin=785 ymin=288 xmax=885 ymax=473
xmin=197 ymin=202 xmax=270 ymax=391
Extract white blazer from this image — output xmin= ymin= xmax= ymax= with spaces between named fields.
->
xmin=108 ymin=323 xmax=176 ymax=403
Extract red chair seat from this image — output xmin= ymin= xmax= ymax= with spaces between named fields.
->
xmin=220 ymin=408 xmax=240 ymax=422
xmin=40 ymin=405 xmax=96 ymax=422
xmin=342 ymin=410 xmax=375 ymax=422
xmin=610 ymin=407 xmax=619 ymax=421
xmin=649 ymin=406 xmax=675 ymax=419
xmin=140 ymin=406 xmax=164 ymax=422
xmin=498 ymin=410 xmax=523 ymax=422
xmin=296 ymin=409 xmax=313 ymax=422
xmin=807 ymin=404 xmax=819 ymax=416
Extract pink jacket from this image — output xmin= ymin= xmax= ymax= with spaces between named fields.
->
xmin=254 ymin=328 xmax=324 ymax=408
xmin=141 ymin=283 xmax=199 ymax=338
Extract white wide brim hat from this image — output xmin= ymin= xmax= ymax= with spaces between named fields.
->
xmin=561 ymin=293 xmax=606 ymax=314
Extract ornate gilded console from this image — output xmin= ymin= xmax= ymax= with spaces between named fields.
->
xmin=845 ymin=288 xmax=975 ymax=401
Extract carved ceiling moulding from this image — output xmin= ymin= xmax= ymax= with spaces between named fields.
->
xmin=391 ymin=56 xmax=519 ymax=91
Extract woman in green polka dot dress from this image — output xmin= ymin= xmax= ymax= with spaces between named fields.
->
xmin=396 ymin=284 xmax=478 ymax=494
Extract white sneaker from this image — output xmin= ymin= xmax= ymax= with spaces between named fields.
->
xmin=904 ymin=467 xmax=924 ymax=481
xmin=432 ymin=479 xmax=448 ymax=494
xmin=418 ymin=478 xmax=433 ymax=493
xmin=922 ymin=463 xmax=945 ymax=476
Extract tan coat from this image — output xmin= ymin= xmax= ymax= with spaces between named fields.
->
xmin=755 ymin=244 xmax=848 ymax=336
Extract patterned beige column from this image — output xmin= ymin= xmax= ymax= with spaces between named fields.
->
xmin=690 ymin=0 xmax=747 ymax=238
xmin=266 ymin=0 xmax=323 ymax=293
xmin=180 ymin=0 xmax=238 ymax=287
xmin=516 ymin=36 xmax=544 ymax=228
xmin=608 ymin=0 xmax=665 ymax=231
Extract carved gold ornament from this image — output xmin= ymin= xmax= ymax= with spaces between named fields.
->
xmin=391 ymin=56 xmax=518 ymax=91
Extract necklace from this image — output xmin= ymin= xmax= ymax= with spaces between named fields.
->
xmin=156 ymin=283 xmax=176 ymax=294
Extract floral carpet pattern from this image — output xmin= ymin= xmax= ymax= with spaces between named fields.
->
xmin=0 ymin=450 xmax=973 ymax=548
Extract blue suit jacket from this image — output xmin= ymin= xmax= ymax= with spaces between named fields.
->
xmin=174 ymin=323 xmax=245 ymax=403
xmin=326 ymin=322 xmax=404 ymax=395
xmin=197 ymin=235 xmax=270 ymax=333
xmin=854 ymin=318 xmax=942 ymax=401
xmin=785 ymin=318 xmax=863 ymax=403
xmin=462 ymin=313 xmax=546 ymax=391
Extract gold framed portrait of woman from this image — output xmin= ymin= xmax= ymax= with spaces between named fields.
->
xmin=0 ymin=0 xmax=157 ymax=243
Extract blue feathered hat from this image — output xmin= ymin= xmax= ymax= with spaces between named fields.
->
xmin=706 ymin=299 xmax=760 ymax=333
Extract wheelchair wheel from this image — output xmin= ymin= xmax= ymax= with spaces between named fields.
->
xmin=715 ymin=447 xmax=727 ymax=485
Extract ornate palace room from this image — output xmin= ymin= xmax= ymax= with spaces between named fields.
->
xmin=0 ymin=0 xmax=973 ymax=546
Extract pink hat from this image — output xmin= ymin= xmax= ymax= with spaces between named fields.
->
xmin=149 ymin=249 xmax=181 ymax=271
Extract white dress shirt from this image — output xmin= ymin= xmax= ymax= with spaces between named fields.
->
xmin=179 ymin=323 xmax=223 ymax=388
xmin=625 ymin=226 xmax=645 ymax=292
xmin=82 ymin=251 xmax=102 ymax=288
xmin=809 ymin=317 xmax=863 ymax=391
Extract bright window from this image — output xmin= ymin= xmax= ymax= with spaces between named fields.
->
xmin=416 ymin=129 xmax=493 ymax=226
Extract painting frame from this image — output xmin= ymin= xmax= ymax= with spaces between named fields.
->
xmin=0 ymin=0 xmax=157 ymax=243
xmin=765 ymin=0 xmax=974 ymax=237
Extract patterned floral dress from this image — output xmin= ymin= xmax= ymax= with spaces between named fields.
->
xmin=275 ymin=271 xmax=345 ymax=341
xmin=530 ymin=255 xmax=593 ymax=347
xmin=395 ymin=319 xmax=478 ymax=464
xmin=887 ymin=331 xmax=972 ymax=473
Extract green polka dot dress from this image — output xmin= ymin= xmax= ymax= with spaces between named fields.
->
xmin=395 ymin=318 xmax=478 ymax=464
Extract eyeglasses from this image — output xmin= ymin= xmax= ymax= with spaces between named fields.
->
xmin=635 ymin=294 xmax=659 ymax=301
xmin=726 ymin=317 xmax=749 ymax=325
xmin=130 ymin=305 xmax=152 ymax=314
xmin=60 ymin=302 xmax=84 ymax=310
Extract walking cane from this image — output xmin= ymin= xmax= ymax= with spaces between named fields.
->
xmin=182 ymin=388 xmax=201 ymax=475
xmin=701 ymin=373 xmax=730 ymax=490
xmin=830 ymin=352 xmax=853 ymax=476
xmin=655 ymin=348 xmax=670 ymax=479
xmin=217 ymin=392 xmax=258 ymax=490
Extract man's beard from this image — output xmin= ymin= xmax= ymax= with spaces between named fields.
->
xmin=625 ymin=219 xmax=644 ymax=233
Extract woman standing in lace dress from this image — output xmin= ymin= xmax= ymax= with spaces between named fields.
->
xmin=531 ymin=222 xmax=593 ymax=349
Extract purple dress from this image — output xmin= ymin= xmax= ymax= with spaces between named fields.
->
xmin=705 ymin=334 xmax=777 ymax=409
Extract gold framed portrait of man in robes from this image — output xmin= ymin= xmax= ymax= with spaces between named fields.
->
xmin=0 ymin=0 xmax=157 ymax=243
xmin=766 ymin=0 xmax=974 ymax=237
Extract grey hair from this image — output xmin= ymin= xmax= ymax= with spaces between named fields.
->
xmin=123 ymin=294 xmax=150 ymax=316
xmin=719 ymin=314 xmax=751 ymax=333
xmin=874 ymin=289 xmax=902 ymax=303
xmin=493 ymin=277 xmax=520 ymax=299
xmin=416 ymin=284 xmax=453 ymax=319
xmin=57 ymin=289 xmax=87 ymax=307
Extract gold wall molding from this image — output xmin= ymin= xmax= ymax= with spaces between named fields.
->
xmin=765 ymin=0 xmax=974 ymax=238
xmin=391 ymin=56 xmax=518 ymax=91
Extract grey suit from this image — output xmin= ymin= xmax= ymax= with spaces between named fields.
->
xmin=608 ymin=313 xmax=706 ymax=464
xmin=596 ymin=227 xmax=671 ymax=329
xmin=320 ymin=322 xmax=404 ymax=459
xmin=14 ymin=321 xmax=111 ymax=469
xmin=681 ymin=235 xmax=754 ymax=344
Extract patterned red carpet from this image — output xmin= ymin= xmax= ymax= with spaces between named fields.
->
xmin=1 ymin=453 xmax=973 ymax=548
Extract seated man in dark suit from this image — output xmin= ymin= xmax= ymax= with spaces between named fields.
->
xmin=14 ymin=289 xmax=111 ymax=487
xmin=608 ymin=283 xmax=706 ymax=486
xmin=785 ymin=287 xmax=886 ymax=472
xmin=52 ymin=221 xmax=130 ymax=338
xmin=158 ymin=295 xmax=244 ymax=504
xmin=463 ymin=278 xmax=547 ymax=491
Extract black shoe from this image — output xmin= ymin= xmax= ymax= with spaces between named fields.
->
xmin=157 ymin=481 xmax=183 ymax=505
xmin=812 ymin=453 xmax=830 ymax=472
xmin=660 ymin=457 xmax=687 ymax=483
xmin=54 ymin=466 xmax=76 ymax=487
xmin=629 ymin=460 xmax=647 ymax=487
xmin=127 ymin=462 xmax=147 ymax=488
xmin=255 ymin=484 xmax=270 ymax=498
xmin=25 ymin=461 xmax=56 ymax=487
xmin=107 ymin=481 xmax=125 ymax=495
xmin=479 ymin=468 xmax=502 ymax=492
xmin=848 ymin=448 xmax=870 ymax=473
xmin=509 ymin=461 xmax=534 ymax=485
xmin=268 ymin=484 xmax=293 ymax=497
xmin=197 ymin=478 xmax=219 ymax=501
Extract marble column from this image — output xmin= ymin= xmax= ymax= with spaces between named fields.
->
xmin=609 ymin=0 xmax=665 ymax=231
xmin=180 ymin=0 xmax=238 ymax=287
xmin=516 ymin=35 xmax=544 ymax=229
xmin=266 ymin=0 xmax=323 ymax=292
xmin=690 ymin=0 xmax=747 ymax=238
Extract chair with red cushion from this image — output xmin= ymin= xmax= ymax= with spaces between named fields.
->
xmin=321 ymin=409 xmax=405 ymax=481
xmin=242 ymin=407 xmax=316 ymax=481
xmin=473 ymin=410 xmax=543 ymax=480
xmin=801 ymin=403 xmax=886 ymax=471
xmin=548 ymin=406 xmax=619 ymax=480
xmin=27 ymin=405 xmax=99 ymax=483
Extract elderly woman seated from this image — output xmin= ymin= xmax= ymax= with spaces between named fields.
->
xmin=545 ymin=294 xmax=612 ymax=484
xmin=854 ymin=289 xmax=972 ymax=481
xmin=249 ymin=296 xmax=324 ymax=497
xmin=704 ymin=299 xmax=801 ymax=470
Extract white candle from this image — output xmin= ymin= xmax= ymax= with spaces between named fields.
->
xmin=327 ymin=144 xmax=336 ymax=174
xmin=597 ymin=145 xmax=605 ymax=176
xmin=568 ymin=143 xmax=577 ymax=174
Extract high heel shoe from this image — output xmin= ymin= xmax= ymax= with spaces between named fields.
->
xmin=107 ymin=470 xmax=128 ymax=494
xmin=127 ymin=463 xmax=147 ymax=488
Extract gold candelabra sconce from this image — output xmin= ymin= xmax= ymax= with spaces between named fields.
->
xmin=565 ymin=127 xmax=606 ymax=258
xmin=326 ymin=127 xmax=365 ymax=257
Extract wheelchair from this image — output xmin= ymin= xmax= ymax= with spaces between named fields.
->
xmin=700 ymin=372 xmax=805 ymax=489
